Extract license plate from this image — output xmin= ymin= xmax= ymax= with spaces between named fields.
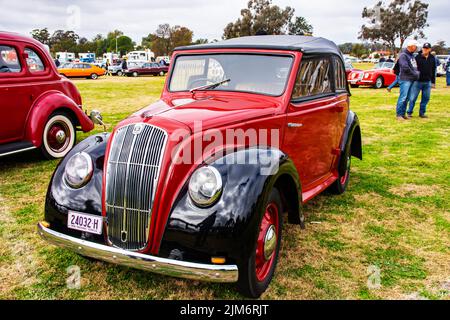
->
xmin=68 ymin=211 xmax=103 ymax=235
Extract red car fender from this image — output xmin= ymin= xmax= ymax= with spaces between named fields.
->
xmin=25 ymin=90 xmax=94 ymax=147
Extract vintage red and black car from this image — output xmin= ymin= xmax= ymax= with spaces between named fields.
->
xmin=348 ymin=61 xmax=397 ymax=89
xmin=0 ymin=31 xmax=100 ymax=159
xmin=38 ymin=35 xmax=362 ymax=298
xmin=125 ymin=62 xmax=169 ymax=77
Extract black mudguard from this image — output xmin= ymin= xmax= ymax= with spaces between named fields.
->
xmin=159 ymin=148 xmax=303 ymax=265
xmin=44 ymin=133 xmax=110 ymax=243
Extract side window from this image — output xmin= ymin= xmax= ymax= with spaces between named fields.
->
xmin=0 ymin=45 xmax=21 ymax=73
xmin=292 ymin=58 xmax=332 ymax=100
xmin=334 ymin=57 xmax=347 ymax=91
xmin=84 ymin=64 xmax=91 ymax=69
xmin=24 ymin=48 xmax=45 ymax=72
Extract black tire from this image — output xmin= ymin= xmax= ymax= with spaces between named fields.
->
xmin=90 ymin=73 xmax=98 ymax=80
xmin=132 ymin=72 xmax=138 ymax=77
xmin=374 ymin=76 xmax=384 ymax=89
xmin=159 ymin=71 xmax=165 ymax=76
xmin=329 ymin=149 xmax=351 ymax=195
xmin=350 ymin=84 xmax=359 ymax=88
xmin=41 ymin=111 xmax=76 ymax=160
xmin=117 ymin=70 xmax=123 ymax=76
xmin=237 ymin=188 xmax=283 ymax=298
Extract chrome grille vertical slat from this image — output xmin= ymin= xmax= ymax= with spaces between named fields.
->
xmin=105 ymin=124 xmax=168 ymax=251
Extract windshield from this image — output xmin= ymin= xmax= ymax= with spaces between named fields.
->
xmin=169 ymin=54 xmax=293 ymax=96
xmin=375 ymin=62 xmax=394 ymax=70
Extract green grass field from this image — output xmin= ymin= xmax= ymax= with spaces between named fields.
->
xmin=0 ymin=72 xmax=449 ymax=300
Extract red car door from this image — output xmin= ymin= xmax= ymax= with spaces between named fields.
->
xmin=0 ymin=43 xmax=31 ymax=144
xmin=283 ymin=57 xmax=340 ymax=191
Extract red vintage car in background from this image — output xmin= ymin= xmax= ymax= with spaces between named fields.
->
xmin=38 ymin=35 xmax=362 ymax=298
xmin=348 ymin=62 xmax=396 ymax=89
xmin=125 ymin=62 xmax=169 ymax=77
xmin=0 ymin=32 xmax=100 ymax=159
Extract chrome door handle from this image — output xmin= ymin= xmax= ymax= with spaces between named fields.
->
xmin=288 ymin=123 xmax=303 ymax=128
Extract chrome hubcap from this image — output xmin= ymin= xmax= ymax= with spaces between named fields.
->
xmin=55 ymin=130 xmax=66 ymax=144
xmin=263 ymin=225 xmax=277 ymax=261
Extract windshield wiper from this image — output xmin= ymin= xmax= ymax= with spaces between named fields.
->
xmin=189 ymin=78 xmax=231 ymax=94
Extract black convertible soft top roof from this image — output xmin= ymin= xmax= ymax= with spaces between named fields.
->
xmin=175 ymin=35 xmax=343 ymax=57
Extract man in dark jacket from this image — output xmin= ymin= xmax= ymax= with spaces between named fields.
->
xmin=396 ymin=40 xmax=420 ymax=120
xmin=407 ymin=43 xmax=436 ymax=118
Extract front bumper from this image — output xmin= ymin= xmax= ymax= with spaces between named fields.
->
xmin=37 ymin=222 xmax=239 ymax=283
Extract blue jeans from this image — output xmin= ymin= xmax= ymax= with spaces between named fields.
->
xmin=396 ymin=80 xmax=413 ymax=116
xmin=388 ymin=76 xmax=399 ymax=90
xmin=447 ymin=72 xmax=450 ymax=86
xmin=408 ymin=81 xmax=431 ymax=116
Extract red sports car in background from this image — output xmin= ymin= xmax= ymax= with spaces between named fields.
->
xmin=125 ymin=62 xmax=169 ymax=77
xmin=348 ymin=62 xmax=396 ymax=89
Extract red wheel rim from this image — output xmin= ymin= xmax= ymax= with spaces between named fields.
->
xmin=255 ymin=202 xmax=279 ymax=282
xmin=340 ymin=155 xmax=351 ymax=185
xmin=46 ymin=120 xmax=71 ymax=153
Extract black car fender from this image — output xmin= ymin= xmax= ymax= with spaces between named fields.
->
xmin=160 ymin=147 xmax=303 ymax=265
xmin=338 ymin=111 xmax=362 ymax=176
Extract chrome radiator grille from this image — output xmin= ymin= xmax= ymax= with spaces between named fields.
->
xmin=105 ymin=123 xmax=167 ymax=251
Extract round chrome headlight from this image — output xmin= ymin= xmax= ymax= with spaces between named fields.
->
xmin=188 ymin=166 xmax=223 ymax=207
xmin=64 ymin=152 xmax=93 ymax=189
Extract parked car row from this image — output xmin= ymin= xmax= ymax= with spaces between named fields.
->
xmin=58 ymin=62 xmax=106 ymax=80
xmin=125 ymin=62 xmax=169 ymax=77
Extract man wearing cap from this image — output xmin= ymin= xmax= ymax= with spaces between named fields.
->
xmin=407 ymin=43 xmax=436 ymax=119
xmin=396 ymin=40 xmax=420 ymax=121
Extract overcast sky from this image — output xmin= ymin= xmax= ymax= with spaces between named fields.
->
xmin=0 ymin=0 xmax=449 ymax=47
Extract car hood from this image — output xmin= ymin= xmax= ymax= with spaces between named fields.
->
xmin=129 ymin=94 xmax=282 ymax=131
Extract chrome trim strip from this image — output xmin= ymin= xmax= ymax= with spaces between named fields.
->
xmin=37 ymin=222 xmax=239 ymax=283
xmin=0 ymin=146 xmax=36 ymax=158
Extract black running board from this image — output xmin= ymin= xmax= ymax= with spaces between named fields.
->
xmin=0 ymin=141 xmax=36 ymax=157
